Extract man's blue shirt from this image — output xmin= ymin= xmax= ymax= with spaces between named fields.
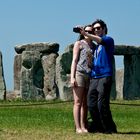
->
xmin=90 ymin=35 xmax=114 ymax=78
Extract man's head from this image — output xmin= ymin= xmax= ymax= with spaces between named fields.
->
xmin=92 ymin=19 xmax=108 ymax=36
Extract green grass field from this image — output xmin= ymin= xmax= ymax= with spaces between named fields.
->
xmin=0 ymin=100 xmax=139 ymax=140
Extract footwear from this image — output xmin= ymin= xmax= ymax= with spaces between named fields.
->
xmin=76 ymin=128 xmax=83 ymax=134
xmin=82 ymin=128 xmax=88 ymax=133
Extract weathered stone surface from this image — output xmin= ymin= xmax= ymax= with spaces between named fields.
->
xmin=123 ymin=55 xmax=140 ymax=99
xmin=42 ymin=53 xmax=58 ymax=100
xmin=12 ymin=43 xmax=140 ymax=101
xmin=114 ymin=45 xmax=140 ymax=55
xmin=21 ymin=51 xmax=44 ymax=100
xmin=110 ymin=57 xmax=117 ymax=99
xmin=0 ymin=51 xmax=6 ymax=99
xmin=13 ymin=42 xmax=59 ymax=100
xmin=56 ymin=44 xmax=73 ymax=101
xmin=6 ymin=90 xmax=21 ymax=100
xmin=15 ymin=42 xmax=59 ymax=54
xmin=14 ymin=54 xmax=22 ymax=91
xmin=116 ymin=69 xmax=124 ymax=99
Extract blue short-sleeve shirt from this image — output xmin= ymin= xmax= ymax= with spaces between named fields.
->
xmin=90 ymin=35 xmax=114 ymax=78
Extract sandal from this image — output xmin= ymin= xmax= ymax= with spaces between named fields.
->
xmin=76 ymin=128 xmax=83 ymax=134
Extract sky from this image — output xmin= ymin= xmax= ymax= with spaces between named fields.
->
xmin=0 ymin=0 xmax=140 ymax=90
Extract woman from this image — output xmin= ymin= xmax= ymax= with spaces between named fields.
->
xmin=71 ymin=25 xmax=94 ymax=134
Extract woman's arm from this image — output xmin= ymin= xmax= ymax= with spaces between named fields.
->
xmin=70 ymin=41 xmax=80 ymax=87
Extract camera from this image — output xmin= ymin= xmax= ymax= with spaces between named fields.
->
xmin=73 ymin=27 xmax=81 ymax=33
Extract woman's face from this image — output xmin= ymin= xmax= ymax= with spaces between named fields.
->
xmin=84 ymin=26 xmax=93 ymax=39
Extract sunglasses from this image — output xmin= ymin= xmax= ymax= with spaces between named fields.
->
xmin=93 ymin=26 xmax=101 ymax=31
xmin=85 ymin=30 xmax=93 ymax=34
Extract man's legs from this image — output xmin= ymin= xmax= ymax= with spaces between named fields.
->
xmin=87 ymin=78 xmax=103 ymax=132
xmin=97 ymin=77 xmax=117 ymax=133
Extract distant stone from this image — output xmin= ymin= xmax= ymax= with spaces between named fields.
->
xmin=56 ymin=44 xmax=73 ymax=101
xmin=14 ymin=42 xmax=59 ymax=100
xmin=20 ymin=51 xmax=44 ymax=100
xmin=116 ymin=69 xmax=124 ymax=99
xmin=42 ymin=53 xmax=58 ymax=100
xmin=123 ymin=55 xmax=140 ymax=99
xmin=11 ymin=43 xmax=140 ymax=101
xmin=15 ymin=42 xmax=59 ymax=54
xmin=6 ymin=90 xmax=21 ymax=100
xmin=0 ymin=51 xmax=6 ymax=99
xmin=14 ymin=54 xmax=22 ymax=91
xmin=114 ymin=45 xmax=140 ymax=55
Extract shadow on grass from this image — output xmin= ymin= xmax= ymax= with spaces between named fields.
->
xmin=117 ymin=131 xmax=140 ymax=135
xmin=110 ymin=102 xmax=140 ymax=107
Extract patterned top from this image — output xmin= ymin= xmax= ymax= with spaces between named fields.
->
xmin=76 ymin=40 xmax=94 ymax=74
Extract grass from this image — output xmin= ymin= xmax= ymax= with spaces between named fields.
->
xmin=0 ymin=100 xmax=139 ymax=140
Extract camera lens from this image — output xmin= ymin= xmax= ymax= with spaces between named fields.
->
xmin=73 ymin=27 xmax=81 ymax=33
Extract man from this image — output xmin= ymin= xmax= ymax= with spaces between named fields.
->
xmin=81 ymin=19 xmax=117 ymax=133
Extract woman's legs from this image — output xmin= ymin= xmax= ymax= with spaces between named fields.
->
xmin=81 ymin=88 xmax=88 ymax=132
xmin=73 ymin=87 xmax=87 ymax=133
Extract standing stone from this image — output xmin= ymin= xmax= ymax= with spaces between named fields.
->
xmin=42 ymin=53 xmax=58 ymax=100
xmin=21 ymin=51 xmax=44 ymax=100
xmin=12 ymin=44 xmax=140 ymax=101
xmin=14 ymin=54 xmax=22 ymax=93
xmin=124 ymin=55 xmax=140 ymax=99
xmin=0 ymin=51 xmax=6 ymax=99
xmin=110 ymin=57 xmax=117 ymax=99
xmin=14 ymin=42 xmax=59 ymax=100
xmin=56 ymin=44 xmax=73 ymax=101
xmin=116 ymin=69 xmax=124 ymax=99
xmin=15 ymin=42 xmax=59 ymax=54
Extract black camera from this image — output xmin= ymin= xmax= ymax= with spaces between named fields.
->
xmin=73 ymin=27 xmax=81 ymax=33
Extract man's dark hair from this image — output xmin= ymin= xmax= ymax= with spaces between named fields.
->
xmin=92 ymin=19 xmax=108 ymax=34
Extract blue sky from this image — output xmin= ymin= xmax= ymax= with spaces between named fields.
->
xmin=0 ymin=0 xmax=140 ymax=90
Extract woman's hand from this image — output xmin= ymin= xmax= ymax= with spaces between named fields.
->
xmin=71 ymin=78 xmax=78 ymax=87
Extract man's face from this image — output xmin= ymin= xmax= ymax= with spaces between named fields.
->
xmin=93 ymin=23 xmax=103 ymax=36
